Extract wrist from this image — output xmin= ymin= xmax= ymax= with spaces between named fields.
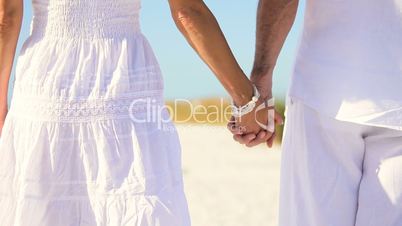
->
xmin=231 ymin=82 xmax=254 ymax=107
xmin=231 ymin=84 xmax=260 ymax=118
xmin=251 ymin=64 xmax=275 ymax=78
xmin=250 ymin=74 xmax=273 ymax=100
xmin=261 ymin=91 xmax=273 ymax=101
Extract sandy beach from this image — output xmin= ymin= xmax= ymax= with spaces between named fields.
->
xmin=177 ymin=125 xmax=281 ymax=226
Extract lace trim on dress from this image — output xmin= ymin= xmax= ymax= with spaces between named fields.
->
xmin=8 ymin=92 xmax=164 ymax=123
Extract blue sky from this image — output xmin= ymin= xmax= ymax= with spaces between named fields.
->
xmin=12 ymin=0 xmax=305 ymax=100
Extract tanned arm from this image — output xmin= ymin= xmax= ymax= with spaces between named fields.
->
xmin=168 ymin=0 xmax=253 ymax=106
xmin=251 ymin=0 xmax=299 ymax=99
xmin=0 ymin=0 xmax=23 ymax=136
xmin=168 ymin=0 xmax=274 ymax=136
xmin=232 ymin=0 xmax=299 ymax=147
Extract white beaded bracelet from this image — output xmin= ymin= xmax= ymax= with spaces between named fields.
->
xmin=230 ymin=85 xmax=260 ymax=118
xmin=255 ymin=97 xmax=276 ymax=133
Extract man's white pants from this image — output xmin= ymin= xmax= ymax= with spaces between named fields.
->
xmin=279 ymin=97 xmax=402 ymax=226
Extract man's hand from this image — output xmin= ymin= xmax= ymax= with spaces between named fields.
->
xmin=233 ymin=98 xmax=270 ymax=134
xmin=228 ymin=70 xmax=284 ymax=148
xmin=232 ymin=110 xmax=283 ymax=148
xmin=227 ymin=0 xmax=299 ymax=149
xmin=228 ymin=100 xmax=283 ymax=148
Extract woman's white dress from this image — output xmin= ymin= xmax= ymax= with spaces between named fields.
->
xmin=0 ymin=0 xmax=191 ymax=225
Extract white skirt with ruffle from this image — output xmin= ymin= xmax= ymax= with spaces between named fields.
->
xmin=0 ymin=32 xmax=190 ymax=226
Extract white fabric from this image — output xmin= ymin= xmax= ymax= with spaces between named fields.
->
xmin=289 ymin=0 xmax=402 ymax=130
xmin=0 ymin=0 xmax=191 ymax=225
xmin=279 ymin=96 xmax=402 ymax=226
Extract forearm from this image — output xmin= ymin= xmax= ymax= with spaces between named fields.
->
xmin=252 ymin=0 xmax=298 ymax=78
xmin=0 ymin=4 xmax=23 ymax=119
xmin=169 ymin=1 xmax=253 ymax=105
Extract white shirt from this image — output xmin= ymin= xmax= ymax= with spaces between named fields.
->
xmin=289 ymin=0 xmax=402 ymax=130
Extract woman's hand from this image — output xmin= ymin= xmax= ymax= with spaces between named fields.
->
xmin=228 ymin=96 xmax=283 ymax=148
xmin=232 ymin=98 xmax=270 ymax=134
xmin=228 ymin=70 xmax=284 ymax=148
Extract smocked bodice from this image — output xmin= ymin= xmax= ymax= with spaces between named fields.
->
xmin=30 ymin=0 xmax=142 ymax=39
xmin=12 ymin=0 xmax=164 ymax=122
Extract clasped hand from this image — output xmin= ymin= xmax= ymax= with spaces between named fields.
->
xmin=227 ymin=94 xmax=283 ymax=148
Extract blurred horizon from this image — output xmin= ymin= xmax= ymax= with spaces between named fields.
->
xmin=10 ymin=0 xmax=305 ymax=102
